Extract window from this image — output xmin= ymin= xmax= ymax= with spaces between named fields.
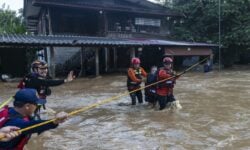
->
xmin=135 ymin=18 xmax=161 ymax=27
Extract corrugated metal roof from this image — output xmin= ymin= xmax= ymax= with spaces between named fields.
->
xmin=0 ymin=34 xmax=217 ymax=47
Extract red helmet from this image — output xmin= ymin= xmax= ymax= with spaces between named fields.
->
xmin=163 ymin=57 xmax=173 ymax=63
xmin=131 ymin=57 xmax=141 ymax=64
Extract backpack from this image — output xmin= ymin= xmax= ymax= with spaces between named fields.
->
xmin=0 ymin=106 xmax=31 ymax=149
xmin=0 ymin=105 xmax=9 ymax=127
xmin=17 ymin=79 xmax=25 ymax=89
xmin=17 ymin=73 xmax=37 ymax=89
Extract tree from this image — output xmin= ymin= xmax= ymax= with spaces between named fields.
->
xmin=0 ymin=4 xmax=25 ymax=34
xmin=163 ymin=0 xmax=250 ymax=67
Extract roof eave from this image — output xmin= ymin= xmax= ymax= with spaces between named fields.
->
xmin=33 ymin=1 xmax=179 ymax=17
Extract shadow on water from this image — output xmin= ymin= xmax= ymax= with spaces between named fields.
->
xmin=1 ymin=70 xmax=250 ymax=150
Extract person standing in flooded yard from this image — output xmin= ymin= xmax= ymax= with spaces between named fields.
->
xmin=145 ymin=66 xmax=158 ymax=108
xmin=17 ymin=60 xmax=74 ymax=119
xmin=204 ymin=59 xmax=212 ymax=73
xmin=156 ymin=57 xmax=179 ymax=110
xmin=0 ymin=88 xmax=68 ymax=149
xmin=127 ymin=57 xmax=147 ymax=105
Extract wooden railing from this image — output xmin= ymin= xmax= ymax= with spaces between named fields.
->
xmin=106 ymin=31 xmax=169 ymax=39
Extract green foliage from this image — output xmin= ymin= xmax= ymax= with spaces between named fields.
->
xmin=163 ymin=0 xmax=250 ymax=66
xmin=0 ymin=5 xmax=26 ymax=34
xmin=173 ymin=0 xmax=250 ymax=47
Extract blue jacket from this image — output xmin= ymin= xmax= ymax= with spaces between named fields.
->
xmin=0 ymin=107 xmax=58 ymax=149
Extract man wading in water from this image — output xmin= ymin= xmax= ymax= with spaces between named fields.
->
xmin=127 ymin=57 xmax=147 ymax=105
xmin=156 ymin=57 xmax=181 ymax=110
xmin=17 ymin=60 xmax=75 ymax=119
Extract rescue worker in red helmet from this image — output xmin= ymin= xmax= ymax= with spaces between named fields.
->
xmin=127 ymin=57 xmax=147 ymax=105
xmin=17 ymin=60 xmax=74 ymax=119
xmin=156 ymin=57 xmax=178 ymax=110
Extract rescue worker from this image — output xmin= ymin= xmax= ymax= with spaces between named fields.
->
xmin=156 ymin=57 xmax=178 ymax=110
xmin=204 ymin=59 xmax=211 ymax=73
xmin=127 ymin=57 xmax=147 ymax=105
xmin=0 ymin=88 xmax=68 ymax=149
xmin=17 ymin=60 xmax=74 ymax=119
xmin=0 ymin=126 xmax=20 ymax=142
xmin=145 ymin=66 xmax=158 ymax=108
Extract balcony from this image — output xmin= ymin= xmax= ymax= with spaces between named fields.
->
xmin=106 ymin=23 xmax=170 ymax=39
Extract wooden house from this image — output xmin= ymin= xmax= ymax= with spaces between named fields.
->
xmin=0 ymin=0 xmax=216 ymax=77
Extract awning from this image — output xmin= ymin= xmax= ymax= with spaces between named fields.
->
xmin=0 ymin=34 xmax=217 ymax=48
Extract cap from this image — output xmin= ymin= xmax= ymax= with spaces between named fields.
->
xmin=14 ymin=89 xmax=46 ymax=105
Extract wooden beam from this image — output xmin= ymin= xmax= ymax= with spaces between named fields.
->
xmin=48 ymin=46 xmax=56 ymax=78
xmin=79 ymin=47 xmax=84 ymax=77
xmin=42 ymin=9 xmax=46 ymax=35
xmin=113 ymin=47 xmax=117 ymax=69
xmin=95 ymin=48 xmax=99 ymax=76
xmin=46 ymin=8 xmax=56 ymax=77
xmin=47 ymin=8 xmax=53 ymax=35
xmin=104 ymin=47 xmax=109 ymax=72
xmin=103 ymin=11 xmax=108 ymax=35
xmin=130 ymin=47 xmax=135 ymax=58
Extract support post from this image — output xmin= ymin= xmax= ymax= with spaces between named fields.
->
xmin=79 ymin=47 xmax=84 ymax=77
xmin=104 ymin=47 xmax=109 ymax=72
xmin=130 ymin=47 xmax=136 ymax=58
xmin=47 ymin=8 xmax=53 ymax=35
xmin=42 ymin=9 xmax=46 ymax=35
xmin=103 ymin=11 xmax=108 ymax=35
xmin=48 ymin=46 xmax=55 ymax=78
xmin=46 ymin=8 xmax=55 ymax=77
xmin=95 ymin=48 xmax=100 ymax=76
xmin=113 ymin=47 xmax=117 ymax=69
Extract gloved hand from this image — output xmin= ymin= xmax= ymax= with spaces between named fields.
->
xmin=172 ymin=71 xmax=180 ymax=78
xmin=53 ymin=112 xmax=68 ymax=124
xmin=64 ymin=71 xmax=75 ymax=83
xmin=172 ymin=71 xmax=177 ymax=76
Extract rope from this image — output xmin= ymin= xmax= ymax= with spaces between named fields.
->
xmin=1 ymin=57 xmax=208 ymax=138
xmin=0 ymin=97 xmax=13 ymax=109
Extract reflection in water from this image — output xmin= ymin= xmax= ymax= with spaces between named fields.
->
xmin=1 ymin=70 xmax=250 ymax=149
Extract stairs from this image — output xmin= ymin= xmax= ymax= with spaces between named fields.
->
xmin=54 ymin=47 xmax=96 ymax=76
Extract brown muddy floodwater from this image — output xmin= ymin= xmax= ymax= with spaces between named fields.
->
xmin=0 ymin=68 xmax=250 ymax=150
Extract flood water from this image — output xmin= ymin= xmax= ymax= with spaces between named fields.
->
xmin=1 ymin=68 xmax=250 ymax=150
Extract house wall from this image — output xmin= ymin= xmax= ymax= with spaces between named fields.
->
xmin=29 ymin=2 xmax=212 ymax=76
xmin=164 ymin=47 xmax=213 ymax=70
xmin=50 ymin=8 xmax=100 ymax=36
xmin=165 ymin=47 xmax=212 ymax=56
xmin=48 ymin=7 xmax=171 ymax=38
xmin=41 ymin=7 xmax=173 ymax=76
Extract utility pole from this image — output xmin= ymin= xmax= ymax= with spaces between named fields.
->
xmin=218 ymin=0 xmax=221 ymax=71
